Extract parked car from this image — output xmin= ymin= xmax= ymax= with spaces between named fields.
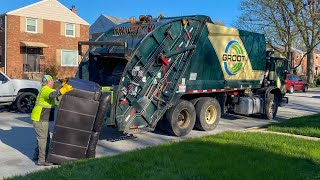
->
xmin=0 ymin=71 xmax=41 ymax=113
xmin=285 ymin=74 xmax=308 ymax=94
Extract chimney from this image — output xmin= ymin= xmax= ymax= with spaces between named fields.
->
xmin=70 ymin=5 xmax=78 ymax=14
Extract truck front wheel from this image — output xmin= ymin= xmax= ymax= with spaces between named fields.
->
xmin=16 ymin=92 xmax=36 ymax=113
xmin=165 ymin=100 xmax=196 ymax=136
xmin=195 ymin=97 xmax=221 ymax=131
xmin=264 ymin=94 xmax=278 ymax=120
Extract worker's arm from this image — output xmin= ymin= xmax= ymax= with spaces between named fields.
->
xmin=49 ymin=89 xmax=61 ymax=99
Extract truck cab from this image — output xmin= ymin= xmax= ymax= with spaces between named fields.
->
xmin=0 ymin=71 xmax=41 ymax=112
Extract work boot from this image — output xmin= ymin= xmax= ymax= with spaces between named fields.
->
xmin=36 ymin=161 xmax=53 ymax=166
xmin=32 ymin=156 xmax=39 ymax=161
xmin=32 ymin=153 xmax=39 ymax=161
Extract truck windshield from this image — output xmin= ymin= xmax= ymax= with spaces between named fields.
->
xmin=276 ymin=59 xmax=289 ymax=82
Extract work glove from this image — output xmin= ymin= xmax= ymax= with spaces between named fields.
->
xmin=59 ymin=84 xmax=73 ymax=95
xmin=60 ymin=77 xmax=69 ymax=86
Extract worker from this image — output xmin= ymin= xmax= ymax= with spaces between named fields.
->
xmin=31 ymin=75 xmax=73 ymax=166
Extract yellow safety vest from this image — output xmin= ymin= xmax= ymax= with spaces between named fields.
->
xmin=31 ymin=85 xmax=56 ymax=121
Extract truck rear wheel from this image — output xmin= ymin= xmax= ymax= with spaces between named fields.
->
xmin=165 ymin=100 xmax=196 ymax=136
xmin=195 ymin=97 xmax=221 ymax=131
xmin=264 ymin=94 xmax=278 ymax=120
xmin=16 ymin=92 xmax=36 ymax=113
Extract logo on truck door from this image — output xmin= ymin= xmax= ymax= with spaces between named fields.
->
xmin=223 ymin=40 xmax=246 ymax=76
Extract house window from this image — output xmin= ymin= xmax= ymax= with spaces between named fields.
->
xmin=61 ymin=50 xmax=78 ymax=67
xmin=65 ymin=23 xmax=75 ymax=37
xmin=26 ymin=18 xmax=37 ymax=33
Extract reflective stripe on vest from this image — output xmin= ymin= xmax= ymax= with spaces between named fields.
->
xmin=31 ymin=86 xmax=56 ymax=121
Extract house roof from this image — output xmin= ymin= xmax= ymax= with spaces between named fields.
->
xmin=6 ymin=0 xmax=89 ymax=25
xmin=90 ymin=14 xmax=127 ymax=34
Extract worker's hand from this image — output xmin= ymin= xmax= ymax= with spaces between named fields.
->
xmin=59 ymin=84 xmax=73 ymax=95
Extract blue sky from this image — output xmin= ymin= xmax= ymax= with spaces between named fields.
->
xmin=0 ymin=0 xmax=242 ymax=26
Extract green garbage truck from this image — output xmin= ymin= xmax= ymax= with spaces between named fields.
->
xmin=77 ymin=15 xmax=288 ymax=136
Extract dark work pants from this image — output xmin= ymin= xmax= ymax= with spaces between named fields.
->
xmin=33 ymin=121 xmax=50 ymax=163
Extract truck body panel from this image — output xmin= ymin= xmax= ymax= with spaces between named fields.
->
xmin=77 ymin=15 xmax=287 ymax=135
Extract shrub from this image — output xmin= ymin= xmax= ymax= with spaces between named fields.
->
xmin=44 ymin=65 xmax=58 ymax=79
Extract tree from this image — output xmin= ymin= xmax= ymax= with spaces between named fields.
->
xmin=279 ymin=0 xmax=320 ymax=83
xmin=235 ymin=0 xmax=298 ymax=62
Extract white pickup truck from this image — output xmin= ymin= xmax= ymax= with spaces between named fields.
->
xmin=0 ymin=71 xmax=41 ymax=113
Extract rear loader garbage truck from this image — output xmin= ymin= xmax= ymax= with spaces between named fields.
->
xmin=76 ymin=15 xmax=288 ymax=137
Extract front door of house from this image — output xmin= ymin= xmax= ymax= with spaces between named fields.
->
xmin=23 ymin=48 xmax=41 ymax=73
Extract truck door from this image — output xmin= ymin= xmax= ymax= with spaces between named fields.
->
xmin=0 ymin=73 xmax=15 ymax=102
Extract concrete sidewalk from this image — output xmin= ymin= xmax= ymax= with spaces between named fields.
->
xmin=1 ymin=88 xmax=320 ymax=178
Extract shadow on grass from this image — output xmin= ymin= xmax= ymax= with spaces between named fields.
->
xmin=11 ymin=133 xmax=320 ymax=180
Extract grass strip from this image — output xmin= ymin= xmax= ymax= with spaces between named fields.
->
xmin=11 ymin=132 xmax=320 ymax=180
xmin=268 ymin=114 xmax=320 ymax=138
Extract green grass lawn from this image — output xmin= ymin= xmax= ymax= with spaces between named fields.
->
xmin=11 ymin=132 xmax=320 ymax=180
xmin=268 ymin=114 xmax=320 ymax=137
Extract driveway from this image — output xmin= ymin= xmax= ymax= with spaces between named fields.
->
xmin=1 ymin=88 xmax=320 ymax=178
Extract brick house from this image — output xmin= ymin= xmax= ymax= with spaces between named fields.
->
xmin=273 ymin=46 xmax=320 ymax=76
xmin=0 ymin=0 xmax=89 ymax=79
xmin=291 ymin=48 xmax=320 ymax=76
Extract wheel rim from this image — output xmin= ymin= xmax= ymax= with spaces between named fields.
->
xmin=205 ymin=105 xmax=217 ymax=124
xmin=268 ymin=99 xmax=275 ymax=116
xmin=177 ymin=109 xmax=190 ymax=128
xmin=20 ymin=95 xmax=35 ymax=112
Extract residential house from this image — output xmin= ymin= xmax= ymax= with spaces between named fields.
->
xmin=291 ymin=48 xmax=320 ymax=76
xmin=90 ymin=14 xmax=127 ymax=41
xmin=273 ymin=46 xmax=320 ymax=76
xmin=0 ymin=0 xmax=89 ymax=79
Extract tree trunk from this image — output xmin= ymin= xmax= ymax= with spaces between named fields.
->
xmin=306 ymin=48 xmax=314 ymax=84
xmin=285 ymin=44 xmax=294 ymax=74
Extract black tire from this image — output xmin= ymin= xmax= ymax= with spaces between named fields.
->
xmin=302 ymin=85 xmax=308 ymax=92
xmin=289 ymin=86 xmax=294 ymax=94
xmin=165 ymin=100 xmax=196 ymax=136
xmin=16 ymin=92 xmax=36 ymax=113
xmin=264 ymin=94 xmax=278 ymax=120
xmin=195 ymin=97 xmax=221 ymax=131
xmin=190 ymin=98 xmax=202 ymax=106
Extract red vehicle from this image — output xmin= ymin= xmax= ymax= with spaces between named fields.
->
xmin=285 ymin=74 xmax=308 ymax=93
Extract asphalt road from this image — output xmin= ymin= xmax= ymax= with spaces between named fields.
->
xmin=1 ymin=88 xmax=320 ymax=178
